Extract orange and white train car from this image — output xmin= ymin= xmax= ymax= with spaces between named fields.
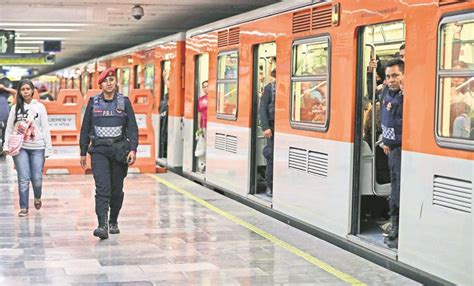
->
xmin=41 ymin=0 xmax=473 ymax=283
xmin=182 ymin=0 xmax=473 ymax=284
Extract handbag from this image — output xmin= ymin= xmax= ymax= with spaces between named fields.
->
xmin=7 ymin=134 xmax=24 ymax=157
xmin=194 ymin=135 xmax=206 ymax=157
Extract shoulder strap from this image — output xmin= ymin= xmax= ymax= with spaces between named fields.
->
xmin=116 ymin=94 xmax=125 ymax=111
xmin=92 ymin=94 xmax=101 ymax=106
xmin=379 ymin=85 xmax=389 ymax=103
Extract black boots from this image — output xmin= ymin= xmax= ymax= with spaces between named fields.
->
xmin=93 ymin=215 xmax=109 ymax=239
xmin=109 ymin=211 xmax=120 ymax=234
xmin=385 ymin=215 xmax=399 ymax=249
xmin=109 ymin=222 xmax=120 ymax=234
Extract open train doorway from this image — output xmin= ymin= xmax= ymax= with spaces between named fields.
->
xmin=193 ymin=54 xmax=209 ymax=173
xmin=249 ymin=42 xmax=276 ymax=202
xmin=352 ymin=21 xmax=405 ymax=255
xmin=158 ymin=60 xmax=171 ymax=161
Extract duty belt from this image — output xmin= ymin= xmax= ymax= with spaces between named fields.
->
xmin=91 ymin=135 xmax=125 ymax=147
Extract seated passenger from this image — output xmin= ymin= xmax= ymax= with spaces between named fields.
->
xmin=300 ymin=81 xmax=322 ymax=122
xmin=452 ymin=102 xmax=471 ymax=138
xmin=450 ymin=61 xmax=473 ymax=108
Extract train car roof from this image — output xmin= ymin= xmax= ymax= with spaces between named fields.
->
xmin=96 ymin=32 xmax=186 ymax=62
xmin=186 ymin=0 xmax=323 ymax=38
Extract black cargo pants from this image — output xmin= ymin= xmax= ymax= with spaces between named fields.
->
xmin=90 ymin=145 xmax=128 ymax=218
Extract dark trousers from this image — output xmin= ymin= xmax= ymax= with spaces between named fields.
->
xmin=90 ymin=146 xmax=128 ymax=218
xmin=388 ymin=147 xmax=401 ymax=216
xmin=263 ymin=135 xmax=274 ymax=190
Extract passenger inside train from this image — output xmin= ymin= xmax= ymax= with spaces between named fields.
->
xmin=259 ymin=68 xmax=276 ymax=197
xmin=291 ymin=39 xmax=329 ymax=126
xmin=252 ymin=44 xmax=276 ymax=199
xmin=159 ymin=67 xmax=170 ymax=159
xmin=195 ymin=80 xmax=208 ymax=173
xmin=439 ymin=21 xmax=473 ymax=140
xmin=358 ymin=21 xmax=406 ymax=248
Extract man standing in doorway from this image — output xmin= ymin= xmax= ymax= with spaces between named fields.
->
xmin=380 ymin=59 xmax=404 ymax=249
xmin=259 ymin=69 xmax=276 ymax=197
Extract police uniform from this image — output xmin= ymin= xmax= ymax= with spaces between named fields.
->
xmin=380 ymin=85 xmax=403 ymax=248
xmin=79 ymin=68 xmax=138 ymax=239
xmin=259 ymin=81 xmax=275 ymax=196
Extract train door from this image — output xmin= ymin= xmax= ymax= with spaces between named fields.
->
xmin=352 ymin=21 xmax=405 ymax=254
xmin=158 ymin=60 xmax=171 ymax=160
xmin=249 ymin=42 xmax=276 ymax=201
xmin=193 ymin=53 xmax=209 ymax=173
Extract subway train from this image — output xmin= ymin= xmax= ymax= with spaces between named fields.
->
xmin=36 ymin=0 xmax=473 ymax=284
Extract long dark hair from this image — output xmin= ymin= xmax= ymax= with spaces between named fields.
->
xmin=14 ymin=79 xmax=35 ymax=123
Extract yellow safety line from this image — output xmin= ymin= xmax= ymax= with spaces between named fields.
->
xmin=147 ymin=173 xmax=366 ymax=286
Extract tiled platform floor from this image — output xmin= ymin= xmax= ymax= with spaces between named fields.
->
xmin=0 ymin=158 xmax=419 ymax=285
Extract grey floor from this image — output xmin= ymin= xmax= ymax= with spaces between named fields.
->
xmin=0 ymin=157 xmax=419 ymax=285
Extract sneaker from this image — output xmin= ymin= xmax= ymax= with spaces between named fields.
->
xmin=18 ymin=209 xmax=28 ymax=217
xmin=265 ymin=187 xmax=273 ymax=197
xmin=34 ymin=199 xmax=42 ymax=210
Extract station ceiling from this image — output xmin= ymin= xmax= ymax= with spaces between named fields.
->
xmin=0 ymin=0 xmax=281 ymax=76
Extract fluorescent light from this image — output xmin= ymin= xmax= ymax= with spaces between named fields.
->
xmin=0 ymin=23 xmax=90 ymax=27
xmin=15 ymin=41 xmax=44 ymax=44
xmin=16 ymin=37 xmax=68 ymax=40
xmin=14 ymin=47 xmax=41 ymax=49
xmin=14 ymin=29 xmax=81 ymax=32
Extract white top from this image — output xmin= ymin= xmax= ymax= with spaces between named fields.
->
xmin=3 ymin=99 xmax=52 ymax=156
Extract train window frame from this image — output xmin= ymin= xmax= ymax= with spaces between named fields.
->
xmin=216 ymin=49 xmax=239 ymax=121
xmin=289 ymin=35 xmax=331 ymax=132
xmin=435 ymin=12 xmax=474 ymax=151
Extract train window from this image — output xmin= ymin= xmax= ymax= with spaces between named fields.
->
xmin=436 ymin=14 xmax=474 ymax=150
xmin=216 ymin=50 xmax=238 ymax=120
xmin=290 ymin=36 xmax=330 ymax=130
xmin=81 ymin=73 xmax=88 ymax=95
xmin=74 ymin=77 xmax=80 ymax=90
xmin=161 ymin=61 xmax=171 ymax=99
xmin=122 ymin=67 xmax=130 ymax=97
xmin=88 ymin=73 xmax=93 ymax=90
xmin=144 ymin=64 xmax=155 ymax=92
xmin=133 ymin=64 xmax=141 ymax=89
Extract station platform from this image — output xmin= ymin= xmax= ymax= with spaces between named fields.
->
xmin=0 ymin=158 xmax=418 ymax=285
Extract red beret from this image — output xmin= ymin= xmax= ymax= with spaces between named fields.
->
xmin=98 ymin=68 xmax=116 ymax=85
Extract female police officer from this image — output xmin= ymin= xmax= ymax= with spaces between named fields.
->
xmin=79 ymin=68 xmax=138 ymax=239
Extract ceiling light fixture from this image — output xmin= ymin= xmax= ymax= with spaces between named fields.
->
xmin=16 ymin=37 xmax=69 ymax=41
xmin=15 ymin=40 xmax=44 ymax=44
xmin=0 ymin=23 xmax=91 ymax=27
xmin=14 ymin=28 xmax=81 ymax=32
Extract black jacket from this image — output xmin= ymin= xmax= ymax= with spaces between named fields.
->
xmin=259 ymin=82 xmax=275 ymax=131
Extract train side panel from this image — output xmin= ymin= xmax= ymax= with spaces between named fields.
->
xmin=273 ymin=134 xmax=353 ymax=236
xmin=399 ymin=152 xmax=472 ymax=284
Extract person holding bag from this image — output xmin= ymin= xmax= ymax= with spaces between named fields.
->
xmin=79 ymin=68 xmax=138 ymax=240
xmin=195 ymin=80 xmax=208 ymax=172
xmin=2 ymin=79 xmax=52 ymax=217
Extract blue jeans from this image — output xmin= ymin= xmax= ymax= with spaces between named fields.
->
xmin=13 ymin=148 xmax=45 ymax=209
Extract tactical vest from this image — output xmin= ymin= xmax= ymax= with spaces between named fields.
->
xmin=380 ymin=87 xmax=403 ymax=147
xmin=91 ymin=93 xmax=127 ymax=138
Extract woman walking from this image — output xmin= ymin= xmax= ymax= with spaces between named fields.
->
xmin=2 ymin=79 xmax=52 ymax=217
